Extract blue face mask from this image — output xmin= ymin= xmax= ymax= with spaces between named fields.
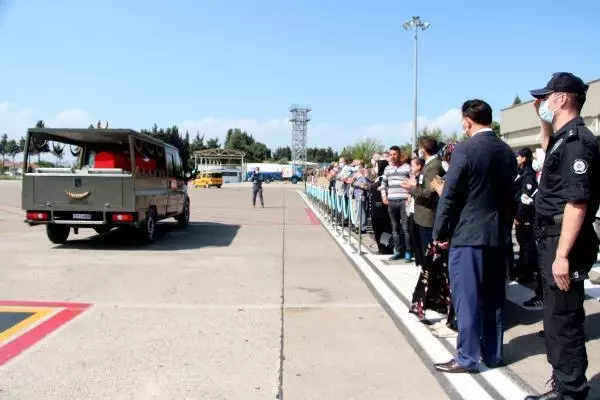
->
xmin=539 ymin=100 xmax=554 ymax=124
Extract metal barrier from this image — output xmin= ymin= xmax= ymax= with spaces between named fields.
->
xmin=304 ymin=183 xmax=364 ymax=254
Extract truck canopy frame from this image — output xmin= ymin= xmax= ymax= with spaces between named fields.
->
xmin=26 ymin=128 xmax=175 ymax=149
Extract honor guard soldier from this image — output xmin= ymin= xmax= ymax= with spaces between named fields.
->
xmin=525 ymin=72 xmax=600 ymax=400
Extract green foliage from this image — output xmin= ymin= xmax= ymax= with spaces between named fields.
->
xmin=492 ymin=121 xmax=501 ymax=137
xmin=141 ymin=124 xmax=191 ymax=172
xmin=272 ymin=146 xmax=292 ymax=162
xmin=224 ymin=128 xmax=271 ymax=162
xmin=513 ymin=95 xmax=522 ymax=105
xmin=339 ymin=137 xmax=385 ymax=163
xmin=190 ymin=132 xmax=207 ymax=153
xmin=307 ymin=147 xmax=338 ymax=163
xmin=206 ymin=137 xmax=220 ymax=148
xmin=5 ymin=140 xmax=19 ymax=164
xmin=0 ymin=133 xmax=7 ymax=173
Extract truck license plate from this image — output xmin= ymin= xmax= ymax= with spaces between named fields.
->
xmin=73 ymin=213 xmax=92 ymax=220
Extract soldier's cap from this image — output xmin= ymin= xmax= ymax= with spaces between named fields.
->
xmin=516 ymin=147 xmax=533 ymax=159
xmin=530 ymin=72 xmax=589 ymax=99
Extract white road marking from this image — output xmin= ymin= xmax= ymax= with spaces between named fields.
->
xmin=300 ymin=191 xmax=529 ymax=400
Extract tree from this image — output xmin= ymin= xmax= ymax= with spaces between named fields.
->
xmin=339 ymin=137 xmax=385 ymax=163
xmin=272 ymin=146 xmax=292 ymax=163
xmin=141 ymin=124 xmax=192 ymax=173
xmin=491 ymin=121 xmax=501 ymax=137
xmin=417 ymin=127 xmax=464 ymax=148
xmin=5 ymin=140 xmax=20 ymax=167
xmin=224 ymin=128 xmax=271 ymax=162
xmin=306 ymin=147 xmax=338 ymax=163
xmin=0 ymin=133 xmax=7 ymax=173
xmin=513 ymin=95 xmax=522 ymax=105
xmin=190 ymin=132 xmax=207 ymax=153
xmin=206 ymin=137 xmax=220 ymax=149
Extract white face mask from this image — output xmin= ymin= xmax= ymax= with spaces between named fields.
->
xmin=418 ymin=150 xmax=425 ymax=159
xmin=442 ymin=161 xmax=449 ymax=172
xmin=532 ymin=159 xmax=541 ymax=172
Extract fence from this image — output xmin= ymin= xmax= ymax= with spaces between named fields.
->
xmin=304 ymin=183 xmax=366 ymax=254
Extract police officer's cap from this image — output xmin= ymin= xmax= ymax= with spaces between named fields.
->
xmin=530 ymin=72 xmax=589 ymax=99
xmin=516 ymin=147 xmax=533 ymax=159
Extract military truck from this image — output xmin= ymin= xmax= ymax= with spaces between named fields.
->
xmin=21 ymin=128 xmax=191 ymax=245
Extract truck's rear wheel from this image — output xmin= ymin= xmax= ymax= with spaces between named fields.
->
xmin=137 ymin=208 xmax=156 ymax=245
xmin=46 ymin=224 xmax=70 ymax=244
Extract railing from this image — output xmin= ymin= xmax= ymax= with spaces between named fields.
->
xmin=304 ymin=183 xmax=365 ymax=254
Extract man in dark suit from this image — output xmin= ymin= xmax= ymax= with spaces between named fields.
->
xmin=432 ymin=99 xmax=517 ymax=373
xmin=401 ymin=136 xmax=445 ymax=250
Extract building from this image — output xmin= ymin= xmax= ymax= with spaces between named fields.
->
xmin=501 ymin=78 xmax=600 ymax=151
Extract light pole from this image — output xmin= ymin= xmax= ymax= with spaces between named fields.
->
xmin=402 ymin=16 xmax=430 ymax=151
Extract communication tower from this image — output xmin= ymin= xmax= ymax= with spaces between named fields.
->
xmin=289 ymin=104 xmax=311 ymax=171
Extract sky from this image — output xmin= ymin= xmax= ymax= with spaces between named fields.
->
xmin=1 ymin=0 xmax=599 ymax=152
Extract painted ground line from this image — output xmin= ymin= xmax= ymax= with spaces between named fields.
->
xmin=300 ymin=191 xmax=535 ymax=400
xmin=368 ymin=260 xmax=530 ymax=400
xmin=299 ymin=192 xmax=497 ymax=400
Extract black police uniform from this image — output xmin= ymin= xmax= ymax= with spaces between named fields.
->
xmin=534 ymin=116 xmax=600 ymax=397
xmin=515 ymin=163 xmax=539 ymax=282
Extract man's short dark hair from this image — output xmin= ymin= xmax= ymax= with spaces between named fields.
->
xmin=389 ymin=145 xmax=400 ymax=152
xmin=462 ymin=99 xmax=493 ymax=126
xmin=418 ymin=136 xmax=438 ymax=155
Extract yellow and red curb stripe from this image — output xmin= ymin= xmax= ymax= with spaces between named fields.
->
xmin=0 ymin=300 xmax=91 ymax=366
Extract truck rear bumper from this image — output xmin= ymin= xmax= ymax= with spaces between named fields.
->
xmin=24 ymin=210 xmax=139 ymax=227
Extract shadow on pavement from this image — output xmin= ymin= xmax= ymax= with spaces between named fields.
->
xmin=503 ymin=305 xmax=600 ymax=365
xmin=54 ymin=221 xmax=240 ymax=251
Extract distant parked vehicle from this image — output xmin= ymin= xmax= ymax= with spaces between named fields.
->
xmin=193 ymin=171 xmax=223 ymax=188
xmin=21 ymin=128 xmax=191 ymax=245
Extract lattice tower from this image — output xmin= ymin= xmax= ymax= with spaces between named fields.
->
xmin=288 ymin=104 xmax=311 ymax=168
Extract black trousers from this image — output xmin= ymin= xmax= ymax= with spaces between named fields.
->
xmin=408 ymin=215 xmax=423 ymax=266
xmin=515 ymin=223 xmax=538 ymax=279
xmin=537 ymin=235 xmax=588 ymax=395
xmin=387 ymin=199 xmax=410 ymax=254
xmin=252 ymin=188 xmax=264 ymax=206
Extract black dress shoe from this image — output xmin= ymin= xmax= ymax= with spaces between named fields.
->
xmin=524 ymin=389 xmax=578 ymax=399
xmin=433 ymin=359 xmax=475 ymax=373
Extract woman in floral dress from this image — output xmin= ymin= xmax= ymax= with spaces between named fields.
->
xmin=409 ymin=141 xmax=458 ymax=337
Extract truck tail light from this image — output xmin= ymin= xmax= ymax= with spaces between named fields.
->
xmin=26 ymin=212 xmax=49 ymax=221
xmin=111 ymin=213 xmax=135 ymax=222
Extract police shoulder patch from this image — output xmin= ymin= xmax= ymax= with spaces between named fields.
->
xmin=526 ymin=183 xmax=532 ymax=190
xmin=572 ymin=159 xmax=588 ymax=174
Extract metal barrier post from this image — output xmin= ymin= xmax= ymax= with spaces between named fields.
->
xmin=357 ymin=193 xmax=363 ymax=254
xmin=347 ymin=195 xmax=352 ymax=244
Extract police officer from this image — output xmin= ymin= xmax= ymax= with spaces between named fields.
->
xmin=250 ymin=167 xmax=264 ymax=208
xmin=514 ymin=148 xmax=540 ymax=274
xmin=524 ymin=72 xmax=600 ymax=400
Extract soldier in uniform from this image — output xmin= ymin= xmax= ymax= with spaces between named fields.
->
xmin=524 ymin=72 xmax=600 ymax=400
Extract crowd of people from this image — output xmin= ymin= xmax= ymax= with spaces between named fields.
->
xmin=307 ymin=72 xmax=600 ymax=400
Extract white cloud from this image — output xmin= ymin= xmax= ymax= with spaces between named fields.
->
xmin=0 ymin=99 xmax=463 ymax=151
xmin=50 ymin=108 xmax=92 ymax=127
xmin=0 ymin=102 xmax=96 ymax=141
xmin=179 ymin=108 xmax=463 ymax=150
